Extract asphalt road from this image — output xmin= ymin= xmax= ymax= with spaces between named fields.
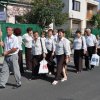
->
xmin=0 ymin=57 xmax=100 ymax=100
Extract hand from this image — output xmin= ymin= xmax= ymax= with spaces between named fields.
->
xmin=43 ymin=53 xmax=46 ymax=58
xmin=83 ymin=50 xmax=87 ymax=55
xmin=0 ymin=41 xmax=4 ymax=47
xmin=66 ymin=58 xmax=69 ymax=63
xmin=95 ymin=48 xmax=97 ymax=53
xmin=52 ymin=52 xmax=54 ymax=56
xmin=65 ymin=56 xmax=70 ymax=63
xmin=3 ymin=51 xmax=9 ymax=56
xmin=85 ymin=51 xmax=88 ymax=56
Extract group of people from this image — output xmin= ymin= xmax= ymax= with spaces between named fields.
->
xmin=0 ymin=27 xmax=100 ymax=88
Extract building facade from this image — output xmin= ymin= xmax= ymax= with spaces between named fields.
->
xmin=0 ymin=0 xmax=31 ymax=23
xmin=62 ymin=0 xmax=99 ymax=34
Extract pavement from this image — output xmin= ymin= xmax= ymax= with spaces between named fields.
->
xmin=0 ymin=56 xmax=100 ymax=100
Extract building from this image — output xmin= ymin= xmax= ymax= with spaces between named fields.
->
xmin=0 ymin=0 xmax=31 ymax=23
xmin=0 ymin=0 xmax=99 ymax=33
xmin=62 ymin=0 xmax=99 ymax=34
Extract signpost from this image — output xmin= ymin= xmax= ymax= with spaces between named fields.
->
xmin=0 ymin=11 xmax=6 ymax=21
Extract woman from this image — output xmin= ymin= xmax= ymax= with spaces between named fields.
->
xmin=61 ymin=32 xmax=71 ymax=82
xmin=41 ymin=31 xmax=46 ymax=41
xmin=96 ymin=35 xmax=100 ymax=56
xmin=14 ymin=28 xmax=24 ymax=74
xmin=23 ymin=27 xmax=33 ymax=70
xmin=45 ymin=29 xmax=55 ymax=75
xmin=52 ymin=29 xmax=70 ymax=85
xmin=73 ymin=30 xmax=87 ymax=73
xmin=31 ymin=31 xmax=47 ymax=79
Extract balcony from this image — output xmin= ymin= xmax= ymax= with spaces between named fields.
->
xmin=86 ymin=2 xmax=98 ymax=20
xmin=87 ymin=0 xmax=99 ymax=6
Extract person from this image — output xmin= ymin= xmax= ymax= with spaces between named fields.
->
xmin=96 ymin=35 xmax=100 ymax=56
xmin=0 ymin=27 xmax=21 ymax=88
xmin=45 ymin=29 xmax=55 ymax=75
xmin=14 ymin=28 xmax=24 ymax=74
xmin=52 ymin=29 xmax=58 ymax=42
xmin=85 ymin=28 xmax=98 ymax=70
xmin=62 ymin=32 xmax=71 ymax=81
xmin=23 ymin=27 xmax=33 ymax=70
xmin=41 ymin=31 xmax=46 ymax=41
xmin=52 ymin=29 xmax=70 ymax=85
xmin=73 ymin=30 xmax=87 ymax=73
xmin=31 ymin=31 xmax=47 ymax=79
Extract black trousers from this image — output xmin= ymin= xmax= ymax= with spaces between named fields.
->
xmin=97 ymin=48 xmax=100 ymax=56
xmin=74 ymin=49 xmax=83 ymax=72
xmin=25 ymin=47 xmax=32 ymax=70
xmin=55 ymin=54 xmax=65 ymax=80
xmin=32 ymin=55 xmax=42 ymax=76
xmin=46 ymin=50 xmax=54 ymax=74
xmin=18 ymin=50 xmax=24 ymax=73
xmin=85 ymin=46 xmax=96 ymax=69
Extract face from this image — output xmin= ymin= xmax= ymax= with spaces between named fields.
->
xmin=7 ymin=27 xmax=13 ymax=36
xmin=42 ymin=34 xmax=45 ymax=38
xmin=86 ymin=30 xmax=91 ymax=36
xmin=76 ymin=33 xmax=81 ymax=38
xmin=33 ymin=32 xmax=39 ymax=40
xmin=29 ymin=30 xmax=33 ymax=35
xmin=48 ymin=31 xmax=52 ymax=37
xmin=58 ymin=31 xmax=64 ymax=39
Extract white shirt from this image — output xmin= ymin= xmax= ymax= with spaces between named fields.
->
xmin=4 ymin=34 xmax=19 ymax=55
xmin=73 ymin=36 xmax=87 ymax=51
xmin=85 ymin=34 xmax=97 ymax=47
xmin=45 ymin=37 xmax=55 ymax=52
xmin=22 ymin=33 xmax=33 ymax=48
xmin=51 ymin=34 xmax=58 ymax=42
xmin=17 ymin=36 xmax=23 ymax=50
xmin=66 ymin=38 xmax=71 ymax=55
xmin=41 ymin=37 xmax=46 ymax=41
xmin=32 ymin=37 xmax=47 ymax=56
xmin=55 ymin=37 xmax=70 ymax=56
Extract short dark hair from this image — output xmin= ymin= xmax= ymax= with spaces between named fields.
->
xmin=58 ymin=29 xmax=65 ymax=33
xmin=48 ymin=29 xmax=53 ymax=33
xmin=75 ymin=30 xmax=81 ymax=34
xmin=26 ymin=27 xmax=32 ymax=33
xmin=6 ymin=27 xmax=14 ymax=31
xmin=33 ymin=31 xmax=38 ymax=34
xmin=14 ymin=28 xmax=22 ymax=36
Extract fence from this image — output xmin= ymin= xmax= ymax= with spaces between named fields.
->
xmin=91 ymin=28 xmax=100 ymax=36
xmin=0 ymin=22 xmax=42 ymax=54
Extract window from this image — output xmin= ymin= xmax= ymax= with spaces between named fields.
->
xmin=72 ymin=0 xmax=80 ymax=12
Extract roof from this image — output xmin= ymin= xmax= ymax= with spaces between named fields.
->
xmin=0 ymin=0 xmax=32 ymax=7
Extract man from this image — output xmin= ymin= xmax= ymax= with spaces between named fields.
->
xmin=0 ymin=27 xmax=21 ymax=89
xmin=23 ymin=28 xmax=33 ymax=70
xmin=85 ymin=28 xmax=97 ymax=70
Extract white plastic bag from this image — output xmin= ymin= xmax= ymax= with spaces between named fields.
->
xmin=38 ymin=59 xmax=48 ymax=74
xmin=90 ymin=54 xmax=100 ymax=66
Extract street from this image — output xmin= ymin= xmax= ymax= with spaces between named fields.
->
xmin=0 ymin=57 xmax=100 ymax=100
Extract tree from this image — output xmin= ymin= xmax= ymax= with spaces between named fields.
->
xmin=23 ymin=0 xmax=68 ymax=27
xmin=90 ymin=13 xmax=100 ymax=29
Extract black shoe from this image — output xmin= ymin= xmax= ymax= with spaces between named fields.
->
xmin=16 ymin=84 xmax=21 ymax=88
xmin=0 ymin=86 xmax=5 ymax=89
xmin=91 ymin=66 xmax=94 ymax=70
xmin=29 ymin=76 xmax=38 ymax=80
xmin=12 ymin=84 xmax=21 ymax=89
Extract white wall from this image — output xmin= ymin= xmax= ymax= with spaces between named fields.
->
xmin=69 ymin=0 xmax=87 ymax=20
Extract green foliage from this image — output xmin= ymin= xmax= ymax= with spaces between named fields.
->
xmin=65 ymin=29 xmax=72 ymax=38
xmin=23 ymin=0 xmax=68 ymax=27
xmin=90 ymin=14 xmax=100 ymax=29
